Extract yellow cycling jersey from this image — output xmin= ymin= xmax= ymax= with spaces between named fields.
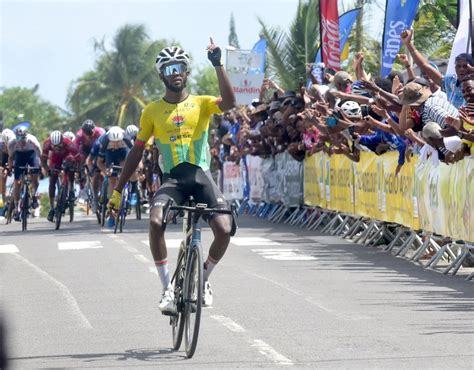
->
xmin=136 ymin=95 xmax=222 ymax=173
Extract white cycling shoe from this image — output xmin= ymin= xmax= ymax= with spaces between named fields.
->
xmin=159 ymin=285 xmax=176 ymax=314
xmin=203 ymin=281 xmax=213 ymax=307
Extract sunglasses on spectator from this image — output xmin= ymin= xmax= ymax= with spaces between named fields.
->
xmin=161 ymin=63 xmax=187 ymax=76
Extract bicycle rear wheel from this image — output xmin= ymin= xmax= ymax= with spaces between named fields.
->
xmin=135 ymin=190 xmax=141 ymax=220
xmin=69 ymin=195 xmax=74 ymax=223
xmin=5 ymin=197 xmax=14 ymax=224
xmin=184 ymin=245 xmax=203 ymax=358
xmin=171 ymin=244 xmax=186 ymax=350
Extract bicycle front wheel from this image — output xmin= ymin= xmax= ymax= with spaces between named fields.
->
xmin=21 ymin=187 xmax=29 ymax=231
xmin=184 ymin=245 xmax=203 ymax=358
xmin=171 ymin=245 xmax=185 ymax=350
xmin=55 ymin=186 xmax=66 ymax=230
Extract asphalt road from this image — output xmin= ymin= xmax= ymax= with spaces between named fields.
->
xmin=1 ymin=212 xmax=473 ymax=369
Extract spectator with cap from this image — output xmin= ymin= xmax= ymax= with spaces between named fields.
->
xmin=401 ymin=28 xmax=474 ymax=108
xmin=399 ymin=81 xmax=459 ymax=133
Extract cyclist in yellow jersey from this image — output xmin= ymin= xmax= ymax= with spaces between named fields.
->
xmin=108 ymin=38 xmax=235 ymax=314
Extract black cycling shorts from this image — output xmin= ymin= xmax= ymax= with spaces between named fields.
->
xmin=151 ymin=162 xmax=227 ymax=216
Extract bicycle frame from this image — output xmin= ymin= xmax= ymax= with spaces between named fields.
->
xmin=17 ymin=165 xmax=40 ymax=231
xmin=163 ymin=198 xmax=237 ymax=358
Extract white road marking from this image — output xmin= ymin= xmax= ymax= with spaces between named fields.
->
xmin=141 ymin=238 xmax=182 ymax=248
xmin=250 ymin=339 xmax=293 ymax=366
xmin=231 ymin=237 xmax=280 ymax=246
xmin=211 ymin=315 xmax=246 ymax=333
xmin=148 ymin=267 xmax=158 ymax=275
xmin=58 ymin=241 xmax=102 ymax=250
xmin=252 ymin=248 xmax=316 ymax=261
xmin=11 ymin=253 xmax=92 ymax=329
xmin=0 ymin=244 xmax=19 ymax=253
xmin=243 ymin=270 xmax=333 ymax=313
xmin=134 ymin=254 xmax=151 ymax=263
xmin=122 ymin=245 xmax=139 ymax=253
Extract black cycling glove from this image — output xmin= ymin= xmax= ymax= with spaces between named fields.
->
xmin=208 ymin=47 xmax=223 ymax=67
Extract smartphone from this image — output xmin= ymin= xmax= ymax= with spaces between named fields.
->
xmin=360 ymin=104 xmax=370 ymax=118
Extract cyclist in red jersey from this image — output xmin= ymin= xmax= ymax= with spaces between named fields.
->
xmin=75 ymin=119 xmax=105 ymax=200
xmin=41 ymin=131 xmax=81 ymax=222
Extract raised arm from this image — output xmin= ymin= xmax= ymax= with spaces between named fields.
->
xmin=401 ymin=29 xmax=442 ymax=86
xmin=207 ymin=37 xmax=236 ymax=111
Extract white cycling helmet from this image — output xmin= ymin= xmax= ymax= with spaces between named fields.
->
xmin=339 ymin=100 xmax=362 ymax=118
xmin=155 ymin=46 xmax=191 ymax=72
xmin=15 ymin=126 xmax=28 ymax=139
xmin=50 ymin=130 xmax=63 ymax=146
xmin=107 ymin=126 xmax=124 ymax=142
xmin=1 ymin=129 xmax=15 ymax=143
xmin=126 ymin=124 xmax=139 ymax=138
xmin=63 ymin=131 xmax=76 ymax=142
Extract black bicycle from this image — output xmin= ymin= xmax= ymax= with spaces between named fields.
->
xmin=53 ymin=166 xmax=76 ymax=230
xmin=162 ymin=197 xmax=237 ymax=358
xmin=18 ymin=165 xmax=40 ymax=231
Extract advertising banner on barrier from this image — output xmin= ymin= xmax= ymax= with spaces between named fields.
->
xmin=282 ymin=152 xmax=304 ymax=206
xmin=415 ymin=156 xmax=473 ymax=242
xmin=262 ymin=157 xmax=280 ymax=203
xmin=353 ymin=152 xmax=380 ymax=220
xmin=304 ymin=153 xmax=322 ymax=207
xmin=379 ymin=152 xmax=418 ymax=229
xmin=222 ymin=161 xmax=243 ymax=201
xmin=246 ymin=155 xmax=264 ymax=202
xmin=329 ymin=155 xmax=354 ymax=214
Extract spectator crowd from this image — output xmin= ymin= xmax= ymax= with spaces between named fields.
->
xmin=209 ymin=29 xmax=474 ymax=180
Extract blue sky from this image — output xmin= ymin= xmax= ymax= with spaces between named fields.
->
xmin=1 ymin=0 xmax=383 ymax=110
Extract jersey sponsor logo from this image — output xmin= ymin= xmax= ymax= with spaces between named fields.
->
xmin=172 ymin=115 xmax=185 ymax=127
xmin=169 ymin=133 xmax=192 ymax=142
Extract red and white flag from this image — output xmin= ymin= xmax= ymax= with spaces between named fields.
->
xmin=320 ymin=0 xmax=341 ymax=70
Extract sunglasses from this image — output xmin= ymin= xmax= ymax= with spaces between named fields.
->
xmin=161 ymin=63 xmax=187 ymax=76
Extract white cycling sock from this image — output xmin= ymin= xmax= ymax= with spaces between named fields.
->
xmin=204 ymin=256 xmax=218 ymax=282
xmin=155 ymin=259 xmax=170 ymax=292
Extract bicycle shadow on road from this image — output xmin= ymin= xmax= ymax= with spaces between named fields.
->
xmin=8 ymin=347 xmax=188 ymax=367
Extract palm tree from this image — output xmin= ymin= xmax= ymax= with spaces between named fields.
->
xmin=67 ymin=24 xmax=168 ymax=128
xmin=258 ymin=0 xmax=320 ymax=90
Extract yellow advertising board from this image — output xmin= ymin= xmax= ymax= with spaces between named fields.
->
xmin=353 ymin=152 xmax=380 ymax=220
xmin=328 ymin=155 xmax=354 ymax=214
xmin=379 ymin=152 xmax=418 ymax=230
xmin=416 ymin=157 xmax=473 ymax=242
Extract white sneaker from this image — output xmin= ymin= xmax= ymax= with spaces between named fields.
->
xmin=159 ymin=286 xmax=176 ymax=314
xmin=203 ymin=281 xmax=213 ymax=307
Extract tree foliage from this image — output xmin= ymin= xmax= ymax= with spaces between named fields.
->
xmin=189 ymin=66 xmax=219 ymax=96
xmin=258 ymin=0 xmax=320 ymax=90
xmin=0 ymin=86 xmax=65 ymax=138
xmin=228 ymin=13 xmax=241 ymax=49
xmin=67 ymin=24 xmax=169 ymax=129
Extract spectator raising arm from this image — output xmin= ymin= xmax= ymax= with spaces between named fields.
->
xmin=401 ymin=29 xmax=442 ymax=86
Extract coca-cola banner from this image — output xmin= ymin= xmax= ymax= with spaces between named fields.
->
xmin=320 ymin=0 xmax=341 ymax=71
xmin=380 ymin=0 xmax=420 ymax=77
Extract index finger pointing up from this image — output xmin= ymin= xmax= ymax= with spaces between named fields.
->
xmin=209 ymin=37 xmax=214 ymax=45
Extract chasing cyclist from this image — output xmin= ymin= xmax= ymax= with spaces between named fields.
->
xmin=108 ymin=39 xmax=235 ymax=314
xmin=97 ymin=126 xmax=133 ymax=227
xmin=76 ymin=119 xmax=105 ymax=201
xmin=0 ymin=129 xmax=15 ymax=213
xmin=7 ymin=127 xmax=42 ymax=221
xmin=41 ymin=130 xmax=81 ymax=222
